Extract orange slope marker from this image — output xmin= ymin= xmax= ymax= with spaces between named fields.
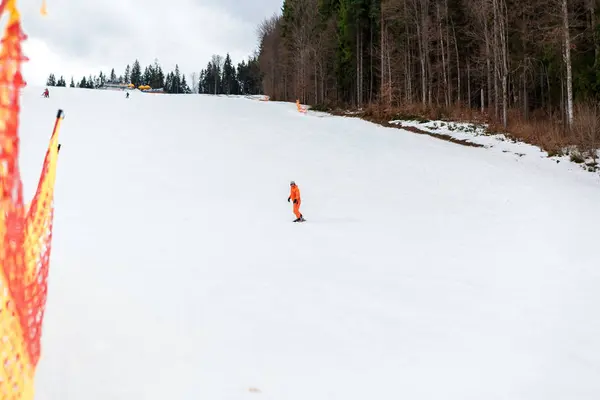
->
xmin=296 ymin=99 xmax=307 ymax=113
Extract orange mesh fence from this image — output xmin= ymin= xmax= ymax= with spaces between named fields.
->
xmin=0 ymin=0 xmax=63 ymax=398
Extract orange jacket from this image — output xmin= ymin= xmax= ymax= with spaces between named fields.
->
xmin=289 ymin=185 xmax=300 ymax=202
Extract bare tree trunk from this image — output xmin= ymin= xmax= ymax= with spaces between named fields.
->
xmin=467 ymin=60 xmax=471 ymax=107
xmin=413 ymin=0 xmax=431 ymax=105
xmin=303 ymin=51 xmax=307 ymax=103
xmin=317 ymin=53 xmax=324 ymax=103
xmin=481 ymin=87 xmax=484 ymax=113
xmin=452 ymin=21 xmax=461 ymax=104
xmin=560 ymin=73 xmax=565 ymax=129
xmin=405 ymin=0 xmax=413 ymax=103
xmin=445 ymin=0 xmax=452 ymax=105
xmin=591 ymin=0 xmax=599 ymax=65
xmin=370 ymin=17 xmax=374 ymax=103
xmin=314 ymin=51 xmax=318 ymax=104
xmin=357 ymin=27 xmax=360 ymax=107
xmin=415 ymin=4 xmax=426 ymax=105
xmin=492 ymin=0 xmax=499 ymax=119
xmin=360 ymin=30 xmax=364 ymax=106
xmin=271 ymin=62 xmax=275 ymax=98
xmin=427 ymin=35 xmax=432 ymax=106
xmin=436 ymin=63 xmax=441 ymax=107
xmin=523 ymin=69 xmax=528 ymax=120
xmin=421 ymin=47 xmax=426 ymax=105
xmin=438 ymin=4 xmax=449 ymax=107
xmin=501 ymin=65 xmax=508 ymax=127
xmin=483 ymin=8 xmax=492 ymax=112
xmin=562 ymin=0 xmax=573 ymax=128
xmin=540 ymin=67 xmax=545 ymax=110
xmin=405 ymin=50 xmax=409 ymax=103
xmin=381 ymin=8 xmax=386 ymax=104
xmin=406 ymin=38 xmax=412 ymax=102
xmin=546 ymin=70 xmax=551 ymax=115
xmin=387 ymin=33 xmax=392 ymax=105
xmin=498 ymin=0 xmax=508 ymax=127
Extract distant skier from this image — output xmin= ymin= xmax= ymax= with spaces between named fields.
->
xmin=126 ymin=92 xmax=129 ymax=98
xmin=287 ymin=181 xmax=305 ymax=222
xmin=42 ymin=88 xmax=49 ymax=98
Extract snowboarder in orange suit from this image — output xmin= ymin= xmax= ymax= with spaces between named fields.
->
xmin=287 ymin=181 xmax=305 ymax=222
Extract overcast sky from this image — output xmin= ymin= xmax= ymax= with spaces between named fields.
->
xmin=19 ymin=0 xmax=282 ymax=86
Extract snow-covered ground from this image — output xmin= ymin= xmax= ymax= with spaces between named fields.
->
xmin=18 ymin=86 xmax=600 ymax=399
xmin=390 ymin=118 xmax=600 ymax=176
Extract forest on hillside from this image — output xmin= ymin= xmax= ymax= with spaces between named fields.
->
xmin=256 ymin=0 xmax=600 ymax=155
xmin=46 ymin=54 xmax=263 ymax=96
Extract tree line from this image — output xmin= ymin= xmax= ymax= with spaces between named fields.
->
xmin=198 ymin=53 xmax=262 ymax=95
xmin=46 ymin=59 xmax=191 ymax=93
xmin=46 ymin=54 xmax=263 ymax=96
xmin=255 ymin=0 xmax=600 ymax=156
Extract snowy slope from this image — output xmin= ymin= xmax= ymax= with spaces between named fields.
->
xmin=18 ymin=86 xmax=600 ymax=400
xmin=389 ymin=118 xmax=600 ymax=175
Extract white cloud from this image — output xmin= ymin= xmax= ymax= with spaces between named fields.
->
xmin=22 ymin=38 xmax=98 ymax=86
xmin=14 ymin=0 xmax=283 ymax=86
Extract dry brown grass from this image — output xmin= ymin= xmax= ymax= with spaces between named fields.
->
xmin=332 ymin=103 xmax=484 ymax=148
xmin=485 ymin=103 xmax=599 ymax=162
xmin=487 ymin=114 xmax=567 ymax=155
xmin=325 ymin=101 xmax=599 ymax=163
xmin=572 ymin=102 xmax=600 ymax=163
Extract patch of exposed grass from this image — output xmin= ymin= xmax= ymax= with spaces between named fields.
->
xmin=570 ymin=152 xmax=585 ymax=163
xmin=309 ymin=103 xmax=333 ymax=112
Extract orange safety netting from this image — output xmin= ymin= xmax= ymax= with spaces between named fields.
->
xmin=0 ymin=0 xmax=62 ymax=398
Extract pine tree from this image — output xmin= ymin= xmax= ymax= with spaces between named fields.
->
xmin=70 ymin=77 xmax=75 ymax=87
xmin=110 ymin=68 xmax=117 ymax=83
xmin=151 ymin=59 xmax=164 ymax=88
xmin=246 ymin=56 xmax=262 ymax=94
xmin=143 ymin=65 xmax=152 ymax=86
xmin=46 ymin=73 xmax=56 ymax=86
xmin=201 ymin=62 xmax=215 ymax=94
xmin=229 ymin=61 xmax=240 ymax=95
xmin=124 ymin=64 xmax=131 ymax=84
xmin=156 ymin=65 xmax=165 ymax=88
xmin=172 ymin=64 xmax=182 ymax=93
xmin=130 ymin=60 xmax=142 ymax=87
xmin=236 ymin=57 xmax=262 ymax=95
xmin=211 ymin=55 xmax=223 ymax=94
xmin=199 ymin=70 xmax=207 ymax=93
xmin=222 ymin=53 xmax=237 ymax=95
xmin=333 ymin=0 xmax=355 ymax=102
xmin=56 ymin=76 xmax=66 ymax=86
xmin=164 ymin=72 xmax=173 ymax=93
xmin=79 ymin=76 xmax=87 ymax=88
xmin=181 ymin=74 xmax=191 ymax=93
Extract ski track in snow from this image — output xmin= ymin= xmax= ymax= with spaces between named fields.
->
xmin=16 ymin=87 xmax=600 ymax=400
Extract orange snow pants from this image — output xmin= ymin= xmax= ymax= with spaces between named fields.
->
xmin=293 ymin=200 xmax=301 ymax=218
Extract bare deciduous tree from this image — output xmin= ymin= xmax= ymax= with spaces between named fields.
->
xmin=190 ymin=72 xmax=199 ymax=94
